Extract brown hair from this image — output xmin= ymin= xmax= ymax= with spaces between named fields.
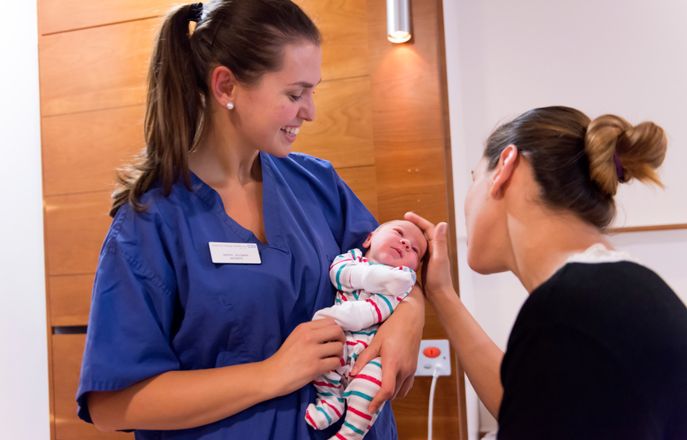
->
xmin=111 ymin=0 xmax=321 ymax=216
xmin=484 ymin=106 xmax=667 ymax=229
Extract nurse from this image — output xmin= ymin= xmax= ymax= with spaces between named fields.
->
xmin=76 ymin=1 xmax=424 ymax=438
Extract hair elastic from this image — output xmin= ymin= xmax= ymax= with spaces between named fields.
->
xmin=613 ymin=152 xmax=625 ymax=182
xmin=188 ymin=2 xmax=204 ymax=23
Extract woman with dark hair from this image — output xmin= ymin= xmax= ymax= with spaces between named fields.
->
xmin=408 ymin=106 xmax=687 ymax=439
xmin=76 ymin=1 xmax=422 ymax=438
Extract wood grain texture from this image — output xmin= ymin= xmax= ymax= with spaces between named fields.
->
xmin=39 ymin=18 xmax=161 ymax=116
xmin=49 ymin=274 xmax=95 ymax=327
xmin=294 ymin=76 xmax=375 ymax=169
xmin=38 ymin=0 xmax=173 ymax=35
xmin=52 ymin=334 xmax=132 ymax=439
xmin=44 ymin=191 xmax=112 ymax=276
xmin=41 ymin=105 xmax=145 ymax=196
xmin=337 ymin=165 xmax=378 ymax=219
xmin=39 ymin=1 xmax=368 ymax=118
xmin=297 ymin=0 xmax=369 ymax=81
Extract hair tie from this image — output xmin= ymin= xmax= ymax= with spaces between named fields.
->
xmin=188 ymin=2 xmax=204 ymax=22
xmin=613 ymin=152 xmax=625 ymax=182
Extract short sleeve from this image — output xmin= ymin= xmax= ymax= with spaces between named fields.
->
xmin=76 ymin=204 xmax=180 ymax=423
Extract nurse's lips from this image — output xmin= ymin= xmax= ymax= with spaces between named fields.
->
xmin=281 ymin=125 xmax=300 ymax=142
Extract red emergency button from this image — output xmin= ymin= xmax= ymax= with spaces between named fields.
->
xmin=423 ymin=346 xmax=441 ymax=358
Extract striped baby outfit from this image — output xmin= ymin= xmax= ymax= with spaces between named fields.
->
xmin=305 ymin=249 xmax=416 ymax=439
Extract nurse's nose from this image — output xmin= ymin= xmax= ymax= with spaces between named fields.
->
xmin=298 ymin=93 xmax=316 ymax=122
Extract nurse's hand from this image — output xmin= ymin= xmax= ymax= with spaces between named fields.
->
xmin=350 ymin=284 xmax=424 ymax=414
xmin=264 ymin=318 xmax=345 ymax=396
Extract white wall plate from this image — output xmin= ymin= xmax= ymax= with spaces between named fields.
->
xmin=415 ymin=339 xmax=451 ymax=376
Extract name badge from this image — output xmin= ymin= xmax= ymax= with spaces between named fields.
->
xmin=209 ymin=242 xmax=262 ymax=264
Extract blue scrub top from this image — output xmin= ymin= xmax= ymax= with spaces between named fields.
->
xmin=76 ymin=152 xmax=398 ymax=439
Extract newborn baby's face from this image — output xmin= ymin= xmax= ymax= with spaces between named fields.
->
xmin=363 ymin=220 xmax=427 ymax=270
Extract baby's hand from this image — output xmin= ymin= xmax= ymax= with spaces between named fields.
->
xmin=360 ymin=266 xmax=415 ymax=295
xmin=379 ymin=269 xmax=415 ymax=295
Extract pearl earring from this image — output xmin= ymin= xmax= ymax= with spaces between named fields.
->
xmin=226 ymin=102 xmax=235 ymax=111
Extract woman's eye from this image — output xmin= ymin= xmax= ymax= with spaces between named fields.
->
xmin=289 ymin=94 xmax=302 ymax=102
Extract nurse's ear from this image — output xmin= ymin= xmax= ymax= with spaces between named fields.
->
xmin=209 ymin=65 xmax=239 ymax=110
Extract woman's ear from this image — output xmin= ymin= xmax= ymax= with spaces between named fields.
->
xmin=489 ymin=144 xmax=519 ymax=198
xmin=209 ymin=65 xmax=238 ymax=108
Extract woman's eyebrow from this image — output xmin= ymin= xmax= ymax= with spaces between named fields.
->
xmin=287 ymin=79 xmax=322 ymax=88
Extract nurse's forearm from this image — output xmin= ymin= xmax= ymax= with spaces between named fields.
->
xmin=88 ymin=361 xmax=279 ymax=431
xmin=430 ymin=288 xmax=504 ymax=418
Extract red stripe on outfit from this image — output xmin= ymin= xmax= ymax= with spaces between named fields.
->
xmin=335 ymin=433 xmax=347 ymax=440
xmin=345 ymin=339 xmax=369 ymax=348
xmin=354 ymin=373 xmax=383 ymax=387
xmin=347 ymin=405 xmax=373 ymax=420
xmin=313 ymin=381 xmax=341 ymax=388
xmin=305 ymin=411 xmax=318 ymax=428
xmin=322 ymin=399 xmax=342 ymax=418
xmin=366 ymin=299 xmax=383 ymax=322
xmin=330 ymin=258 xmax=354 ymax=269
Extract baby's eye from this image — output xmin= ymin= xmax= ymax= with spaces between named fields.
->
xmin=394 ymin=228 xmax=404 ymax=236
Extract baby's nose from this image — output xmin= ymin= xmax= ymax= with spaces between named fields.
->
xmin=400 ymin=238 xmax=411 ymax=250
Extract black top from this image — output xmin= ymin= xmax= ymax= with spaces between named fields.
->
xmin=498 ymin=261 xmax=687 ymax=439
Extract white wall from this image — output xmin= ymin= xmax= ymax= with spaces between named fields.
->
xmin=0 ymin=1 xmax=50 ymax=438
xmin=442 ymin=0 xmax=687 ymax=437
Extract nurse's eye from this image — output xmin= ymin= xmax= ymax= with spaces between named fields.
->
xmin=289 ymin=94 xmax=303 ymax=102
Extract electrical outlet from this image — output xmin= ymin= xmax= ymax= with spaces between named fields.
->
xmin=415 ymin=339 xmax=451 ymax=376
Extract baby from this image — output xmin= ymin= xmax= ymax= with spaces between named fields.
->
xmin=305 ymin=220 xmax=428 ymax=439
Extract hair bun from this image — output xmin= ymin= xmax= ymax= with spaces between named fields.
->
xmin=585 ymin=114 xmax=667 ymax=195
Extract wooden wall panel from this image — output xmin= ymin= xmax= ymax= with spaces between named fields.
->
xmin=49 ymin=275 xmax=95 ymax=327
xmin=297 ymin=0 xmax=369 ymax=81
xmin=42 ymin=105 xmax=145 ymax=196
xmin=52 ymin=334 xmax=132 ymax=440
xmin=38 ymin=0 xmax=172 ymax=35
xmin=44 ymin=192 xmax=112 ymax=276
xmin=295 ymin=76 xmax=374 ymax=169
xmin=337 ymin=165 xmax=378 ymax=218
xmin=39 ymin=18 xmax=160 ymax=116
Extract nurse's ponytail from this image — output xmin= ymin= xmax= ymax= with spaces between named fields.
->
xmin=111 ymin=0 xmax=320 ymax=216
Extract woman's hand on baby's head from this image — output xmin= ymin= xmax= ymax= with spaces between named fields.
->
xmin=403 ymin=212 xmax=454 ymax=299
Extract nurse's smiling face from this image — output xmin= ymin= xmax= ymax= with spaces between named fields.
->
xmin=233 ymin=41 xmax=322 ymax=156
